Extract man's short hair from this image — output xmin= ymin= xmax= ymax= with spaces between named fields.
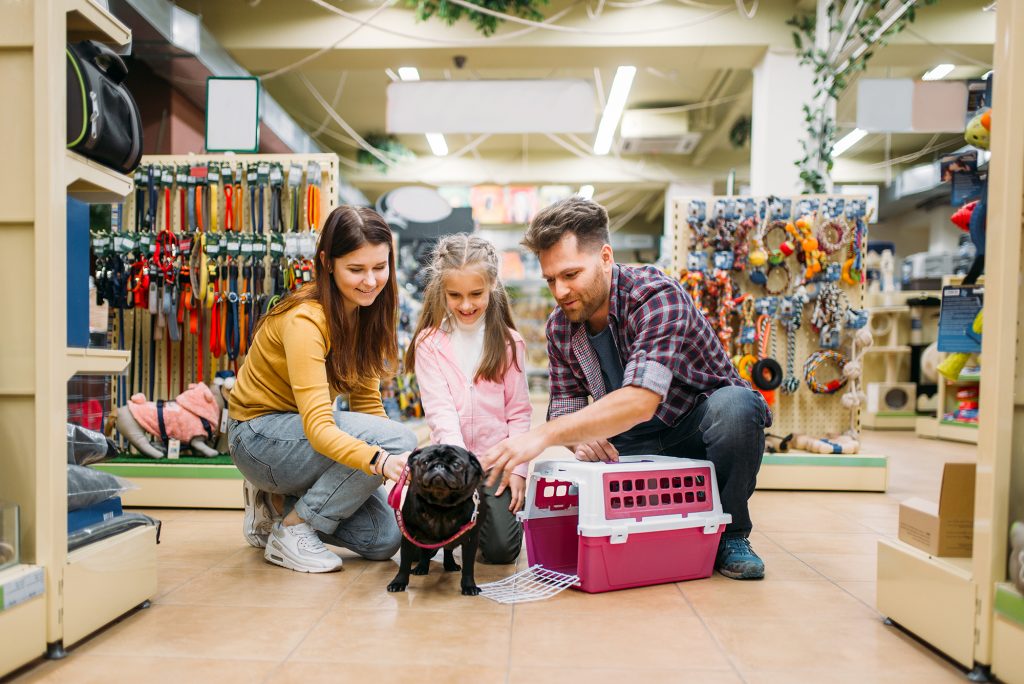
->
xmin=522 ymin=196 xmax=610 ymax=254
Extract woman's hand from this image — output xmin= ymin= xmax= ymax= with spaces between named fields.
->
xmin=507 ymin=474 xmax=526 ymax=514
xmin=376 ymin=450 xmax=409 ymax=482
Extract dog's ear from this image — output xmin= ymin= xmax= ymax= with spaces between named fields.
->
xmin=466 ymin=450 xmax=484 ymax=483
xmin=406 ymin=447 xmax=425 ymax=472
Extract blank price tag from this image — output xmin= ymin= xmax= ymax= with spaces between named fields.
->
xmin=167 ymin=439 xmax=181 ymax=460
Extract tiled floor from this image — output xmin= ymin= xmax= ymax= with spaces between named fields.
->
xmin=10 ymin=429 xmax=976 ymax=683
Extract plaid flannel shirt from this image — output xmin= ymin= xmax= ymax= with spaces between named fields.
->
xmin=546 ymin=264 xmax=767 ymax=428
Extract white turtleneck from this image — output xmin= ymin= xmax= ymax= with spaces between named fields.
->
xmin=450 ymin=315 xmax=486 ymax=383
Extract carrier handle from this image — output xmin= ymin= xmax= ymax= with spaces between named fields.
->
xmin=76 ymin=40 xmax=129 ymax=84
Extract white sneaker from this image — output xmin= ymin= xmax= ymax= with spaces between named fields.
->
xmin=264 ymin=522 xmax=343 ymax=573
xmin=242 ymin=480 xmax=277 ymax=549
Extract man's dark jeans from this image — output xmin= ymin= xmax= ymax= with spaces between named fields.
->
xmin=610 ymin=385 xmax=768 ymax=538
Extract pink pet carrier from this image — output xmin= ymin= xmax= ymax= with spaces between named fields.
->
xmin=518 ymin=455 xmax=731 ymax=593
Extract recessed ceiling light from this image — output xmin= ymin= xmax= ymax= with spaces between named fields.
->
xmin=425 ymin=132 xmax=448 ymax=156
xmin=833 ymin=128 xmax=868 ymax=157
xmin=593 ymin=66 xmax=636 ymax=156
xmin=578 ymin=185 xmax=595 ymax=200
xmin=922 ymin=64 xmax=955 ymax=81
xmin=397 ymin=67 xmax=421 ymax=82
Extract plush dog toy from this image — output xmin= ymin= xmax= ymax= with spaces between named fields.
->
xmin=116 ymin=382 xmax=224 ymax=458
xmin=792 ymin=433 xmax=860 ymax=454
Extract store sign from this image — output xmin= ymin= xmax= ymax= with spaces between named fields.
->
xmin=206 ymin=77 xmax=260 ymax=153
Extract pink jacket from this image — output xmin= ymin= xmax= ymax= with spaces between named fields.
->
xmin=413 ymin=326 xmax=532 ymax=478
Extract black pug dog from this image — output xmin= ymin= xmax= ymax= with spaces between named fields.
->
xmin=387 ymin=444 xmax=486 ymax=596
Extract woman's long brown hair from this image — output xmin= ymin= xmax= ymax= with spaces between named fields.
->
xmin=405 ymin=233 xmax=520 ymax=383
xmin=255 ymin=206 xmax=399 ymax=393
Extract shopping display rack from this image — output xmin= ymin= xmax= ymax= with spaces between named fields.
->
xmin=518 ymin=456 xmax=731 ymax=593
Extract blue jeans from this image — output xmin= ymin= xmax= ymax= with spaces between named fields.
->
xmin=610 ymin=385 xmax=768 ymax=538
xmin=227 ymin=405 xmax=418 ymax=560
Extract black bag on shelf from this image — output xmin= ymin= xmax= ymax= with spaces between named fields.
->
xmin=66 ymin=40 xmax=143 ymax=174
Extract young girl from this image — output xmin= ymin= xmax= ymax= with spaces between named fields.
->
xmin=406 ymin=234 xmax=533 ymax=564
xmin=228 ymin=206 xmax=417 ymax=573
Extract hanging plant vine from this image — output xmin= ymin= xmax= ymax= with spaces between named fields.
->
xmin=786 ymin=1 xmax=937 ymax=193
xmin=408 ymin=0 xmax=549 ymax=36
xmin=357 ymin=133 xmax=415 ymax=173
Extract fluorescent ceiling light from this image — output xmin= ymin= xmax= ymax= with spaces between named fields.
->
xmin=922 ymin=64 xmax=955 ymax=81
xmin=170 ymin=5 xmax=200 ymax=55
xmin=397 ymin=67 xmax=446 ymax=155
xmin=578 ymin=185 xmax=595 ymax=200
xmin=397 ymin=67 xmax=421 ymax=82
xmin=833 ymin=128 xmax=868 ymax=157
xmin=593 ymin=66 xmax=637 ymax=156
xmin=425 ymin=132 xmax=448 ymax=156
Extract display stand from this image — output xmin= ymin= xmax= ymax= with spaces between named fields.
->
xmin=877 ymin=4 xmax=1023 ymax=680
xmin=860 ymin=305 xmax=916 ymax=430
xmin=86 ymin=153 xmax=339 ymax=509
xmin=672 ymin=196 xmax=887 ymax=492
xmin=0 ymin=2 xmax=156 ymax=673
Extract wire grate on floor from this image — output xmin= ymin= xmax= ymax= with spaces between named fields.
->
xmin=477 ymin=565 xmax=580 ymax=604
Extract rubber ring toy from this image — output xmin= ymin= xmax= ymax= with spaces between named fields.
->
xmin=737 ymin=354 xmax=758 ymax=381
xmin=752 ymin=358 xmax=783 ymax=391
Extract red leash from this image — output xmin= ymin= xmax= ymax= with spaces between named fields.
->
xmin=388 ymin=466 xmax=480 ymax=550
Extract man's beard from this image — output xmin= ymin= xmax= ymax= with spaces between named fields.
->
xmin=559 ymin=270 xmax=607 ymax=324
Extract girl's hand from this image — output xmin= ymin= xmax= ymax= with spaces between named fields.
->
xmin=508 ymin=474 xmax=526 ymax=514
xmin=376 ymin=450 xmax=409 ymax=482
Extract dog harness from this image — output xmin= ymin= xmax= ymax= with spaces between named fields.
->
xmin=387 ymin=465 xmax=480 ymax=550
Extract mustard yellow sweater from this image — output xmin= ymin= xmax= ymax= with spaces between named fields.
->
xmin=229 ymin=302 xmax=386 ymax=474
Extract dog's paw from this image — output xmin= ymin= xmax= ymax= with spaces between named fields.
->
xmin=411 ymin=565 xmax=430 ymax=576
xmin=386 ymin=580 xmax=409 ymax=593
xmin=461 ymin=584 xmax=481 ymax=596
xmin=443 ymin=561 xmax=462 ymax=572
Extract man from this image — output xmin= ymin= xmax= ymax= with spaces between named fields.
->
xmin=482 ymin=196 xmax=770 ymax=579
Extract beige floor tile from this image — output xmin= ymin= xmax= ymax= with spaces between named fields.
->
xmin=508 ymin=667 xmax=744 ymax=684
xmin=680 ymin=579 xmax=876 ymax=620
xmin=155 ymin=521 xmax=249 ymax=569
xmin=754 ymin=554 xmax=829 ymax=581
xmin=158 ymin=563 xmax=360 ymax=609
xmin=795 ymin=552 xmax=878 ymax=582
xmin=743 ymin=668 xmax=967 ymax=684
xmin=857 ymin=514 xmax=899 ymax=536
xmin=749 ymin=507 xmax=872 ymax=534
xmin=838 ymin=580 xmax=877 ymax=609
xmin=707 ymin=617 xmax=960 ymax=674
xmin=270 ymin=662 xmax=507 ymax=684
xmin=290 ymin=608 xmax=512 ymax=666
xmin=509 ymin=611 xmax=731 ymax=670
xmin=175 ymin=508 xmax=245 ymax=522
xmin=73 ymin=604 xmax=324 ymax=661
xmin=10 ymin=654 xmax=276 ymax=684
xmin=767 ymin=531 xmax=881 ymax=555
xmin=153 ymin=564 xmax=206 ymax=600
xmin=515 ymin=581 xmax=696 ymax=616
xmin=329 ymin=561 xmax=514 ymax=614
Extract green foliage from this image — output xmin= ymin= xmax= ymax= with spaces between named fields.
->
xmin=787 ymin=1 xmax=937 ymax=193
xmin=357 ymin=134 xmax=415 ymax=173
xmin=407 ymin=0 xmax=549 ymax=36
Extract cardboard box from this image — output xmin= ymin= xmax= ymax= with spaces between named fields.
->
xmin=898 ymin=462 xmax=976 ymax=557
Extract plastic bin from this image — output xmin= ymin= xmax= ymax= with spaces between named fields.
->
xmin=518 ymin=456 xmax=731 ymax=593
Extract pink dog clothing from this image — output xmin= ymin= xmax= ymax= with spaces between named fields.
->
xmin=127 ymin=383 xmax=221 ymax=443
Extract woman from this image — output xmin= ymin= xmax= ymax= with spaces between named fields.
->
xmin=227 ymin=206 xmax=417 ymax=573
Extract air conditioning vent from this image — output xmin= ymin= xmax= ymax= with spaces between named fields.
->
xmin=617 ymin=109 xmax=703 ymax=155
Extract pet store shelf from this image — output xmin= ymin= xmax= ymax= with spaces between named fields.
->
xmin=755 ymin=452 xmax=888 ymax=492
xmin=65 ymin=0 xmax=132 ymax=47
xmin=62 ymin=525 xmax=156 ymax=647
xmin=65 ymin=347 xmax=130 ymax=378
xmin=876 ymin=538 xmax=976 ymax=668
xmin=94 ymin=461 xmax=245 ymax=509
xmin=65 ymin=150 xmax=134 ymax=203
xmin=0 ymin=565 xmax=46 ymax=676
xmin=936 ymin=421 xmax=980 ymax=444
xmin=993 ymin=583 xmax=1024 ymax=684
xmin=861 ymin=412 xmax=919 ymax=430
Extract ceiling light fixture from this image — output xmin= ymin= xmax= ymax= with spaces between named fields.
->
xmin=832 ymin=128 xmax=868 ymax=157
xmin=593 ymin=66 xmax=636 ymax=156
xmin=578 ymin=184 xmax=595 ymax=200
xmin=397 ymin=67 xmax=448 ymax=156
xmin=384 ymin=68 xmax=399 ymax=82
xmin=397 ymin=67 xmax=421 ymax=82
xmin=425 ymin=132 xmax=448 ymax=157
xmin=922 ymin=64 xmax=955 ymax=81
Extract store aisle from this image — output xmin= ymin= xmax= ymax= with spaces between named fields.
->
xmin=9 ymin=430 xmax=975 ymax=684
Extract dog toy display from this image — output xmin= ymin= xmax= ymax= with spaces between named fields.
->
xmin=791 ymin=433 xmax=860 ymax=454
xmin=116 ymin=382 xmax=225 ymax=458
xmin=937 ymin=310 xmax=983 ymax=381
xmin=386 ymin=445 xmax=486 ymax=596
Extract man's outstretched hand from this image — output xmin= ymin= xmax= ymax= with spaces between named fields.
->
xmin=482 ymin=431 xmax=549 ymax=495
xmin=573 ymin=439 xmax=619 ymax=463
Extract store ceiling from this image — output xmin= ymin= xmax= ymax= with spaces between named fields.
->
xmin=172 ymin=0 xmax=994 ymax=227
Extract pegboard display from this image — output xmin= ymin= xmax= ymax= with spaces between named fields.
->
xmin=95 ymin=154 xmax=339 ymax=451
xmin=672 ymin=195 xmax=870 ymax=440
